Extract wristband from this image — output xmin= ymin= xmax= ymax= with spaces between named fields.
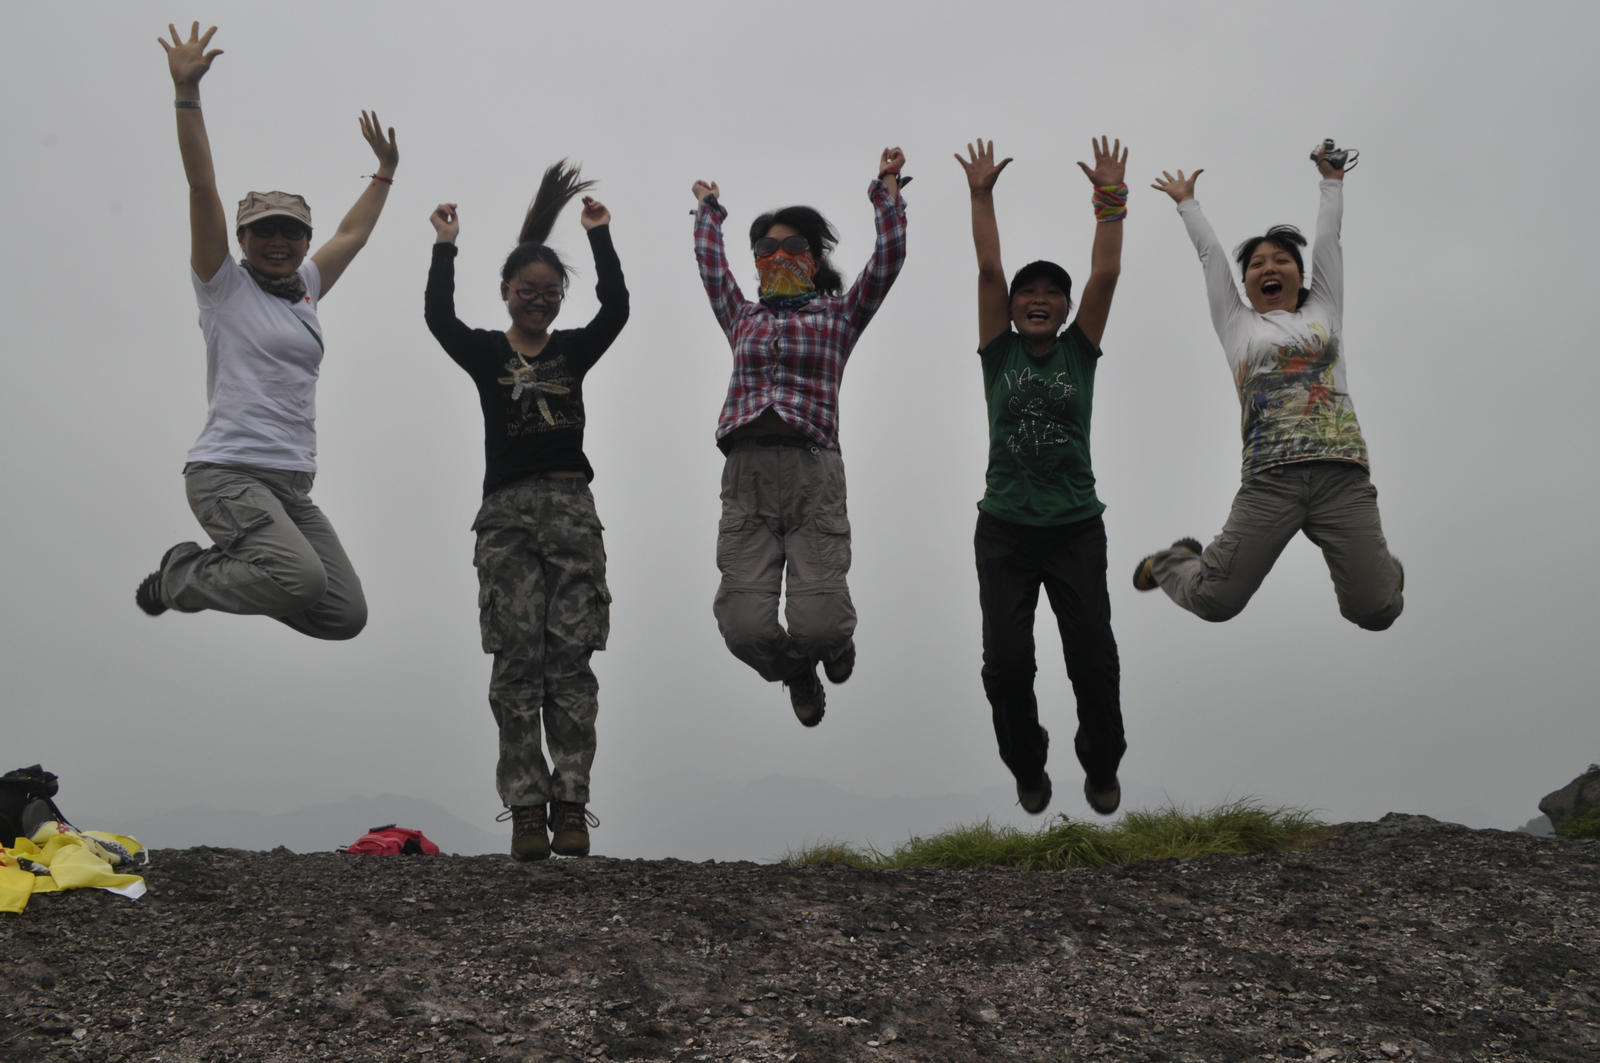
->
xmin=174 ymin=99 xmax=201 ymax=110
xmin=364 ymin=174 xmax=394 ymax=184
xmin=1092 ymin=183 xmax=1128 ymax=223
xmin=878 ymin=169 xmax=912 ymax=188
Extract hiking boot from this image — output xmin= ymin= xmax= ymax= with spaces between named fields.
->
xmin=1084 ymin=776 xmax=1121 ymax=816
xmin=822 ymin=642 xmax=855 ymax=684
xmin=501 ymin=805 xmax=549 ymax=861
xmin=785 ymin=663 xmax=826 ymax=727
xmin=1132 ymin=537 xmax=1203 ymax=592
xmin=549 ymin=800 xmax=598 ymax=857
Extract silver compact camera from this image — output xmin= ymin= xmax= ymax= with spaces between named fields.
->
xmin=1311 ymin=138 xmax=1359 ymax=171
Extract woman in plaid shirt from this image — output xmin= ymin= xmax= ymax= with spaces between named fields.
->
xmin=691 ymin=148 xmax=908 ymax=728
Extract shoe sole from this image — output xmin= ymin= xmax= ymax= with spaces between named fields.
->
xmin=1132 ymin=556 xmax=1157 ymax=592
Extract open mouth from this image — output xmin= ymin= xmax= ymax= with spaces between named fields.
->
xmin=1026 ymin=310 xmax=1051 ymax=323
xmin=1261 ymin=280 xmax=1283 ymax=297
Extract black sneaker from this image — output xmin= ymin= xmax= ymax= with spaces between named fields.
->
xmin=549 ymin=801 xmax=598 ymax=857
xmin=135 ymin=571 xmax=168 ymax=616
xmin=1084 ymin=776 xmax=1121 ymax=816
xmin=785 ymin=663 xmax=826 ymax=727
xmin=1132 ymin=537 xmax=1203 ymax=592
xmin=822 ymin=642 xmax=855 ymax=684
xmin=1017 ymin=771 xmax=1053 ymax=814
xmin=500 ymin=805 xmax=550 ymax=861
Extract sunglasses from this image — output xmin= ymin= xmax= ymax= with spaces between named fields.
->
xmin=247 ymin=219 xmax=310 ymax=240
xmin=752 ymin=235 xmax=811 ymax=258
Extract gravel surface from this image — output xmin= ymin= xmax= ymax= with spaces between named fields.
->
xmin=3 ymin=813 xmax=1597 ymax=1062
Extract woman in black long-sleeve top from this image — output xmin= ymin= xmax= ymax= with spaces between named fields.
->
xmin=425 ymin=162 xmax=628 ymax=862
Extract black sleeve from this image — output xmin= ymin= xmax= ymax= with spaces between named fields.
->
xmin=568 ymin=224 xmax=630 ymax=373
xmin=424 ymin=243 xmax=485 ymax=373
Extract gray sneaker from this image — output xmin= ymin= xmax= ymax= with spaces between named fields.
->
xmin=785 ymin=663 xmax=826 ymax=727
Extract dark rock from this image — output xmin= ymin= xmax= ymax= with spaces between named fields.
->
xmin=1539 ymin=764 xmax=1600 ymax=832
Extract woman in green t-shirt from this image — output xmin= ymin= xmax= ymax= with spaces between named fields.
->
xmin=954 ymin=136 xmax=1129 ymax=817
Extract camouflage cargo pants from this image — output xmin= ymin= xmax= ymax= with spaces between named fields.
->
xmin=472 ymin=477 xmax=611 ymax=808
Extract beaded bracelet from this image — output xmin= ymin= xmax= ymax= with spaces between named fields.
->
xmin=1093 ymin=183 xmax=1128 ymax=223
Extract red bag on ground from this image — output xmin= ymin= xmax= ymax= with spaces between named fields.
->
xmin=340 ymin=825 xmax=441 ymax=855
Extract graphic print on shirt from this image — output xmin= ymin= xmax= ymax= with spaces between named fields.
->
xmin=497 ymin=354 xmax=578 ymax=437
xmin=1236 ymin=322 xmax=1365 ymax=470
xmin=1001 ymin=363 xmax=1078 ymax=459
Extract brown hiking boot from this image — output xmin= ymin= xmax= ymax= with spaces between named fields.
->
xmin=550 ymin=800 xmax=598 ymax=857
xmin=785 ymin=663 xmax=826 ymax=726
xmin=501 ymin=805 xmax=549 ymax=862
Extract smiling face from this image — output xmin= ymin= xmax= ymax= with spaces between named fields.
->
xmin=238 ymin=218 xmax=311 ymax=278
xmin=1011 ymin=280 xmax=1071 ymax=347
xmin=1243 ymin=239 xmax=1304 ymax=314
xmin=501 ymin=261 xmax=565 ymax=338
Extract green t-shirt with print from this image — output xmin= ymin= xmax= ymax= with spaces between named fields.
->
xmin=977 ymin=323 xmax=1105 ymax=527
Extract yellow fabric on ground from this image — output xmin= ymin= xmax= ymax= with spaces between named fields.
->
xmin=0 ymin=824 xmax=146 ymax=914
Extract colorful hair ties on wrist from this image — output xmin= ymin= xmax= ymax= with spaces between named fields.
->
xmin=1093 ymin=182 xmax=1128 ymax=222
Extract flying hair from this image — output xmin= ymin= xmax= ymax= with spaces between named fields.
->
xmin=501 ymin=160 xmax=598 ymax=285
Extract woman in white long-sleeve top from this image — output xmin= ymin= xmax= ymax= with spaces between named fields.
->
xmin=1133 ymin=147 xmax=1403 ymax=630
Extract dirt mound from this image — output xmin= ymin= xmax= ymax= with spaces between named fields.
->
xmin=4 ymin=814 xmax=1597 ymax=1062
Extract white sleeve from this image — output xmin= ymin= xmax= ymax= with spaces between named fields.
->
xmin=1306 ymin=179 xmax=1343 ymax=325
xmin=192 ymin=255 xmax=246 ymax=309
xmin=1177 ymin=199 xmax=1251 ymax=348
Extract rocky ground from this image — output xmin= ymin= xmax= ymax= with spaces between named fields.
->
xmin=2 ymin=814 xmax=1597 ymax=1062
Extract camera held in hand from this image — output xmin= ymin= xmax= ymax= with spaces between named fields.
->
xmin=1311 ymin=138 xmax=1359 ymax=171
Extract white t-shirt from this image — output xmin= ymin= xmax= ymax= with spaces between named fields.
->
xmin=186 ymin=255 xmax=325 ymax=472
xmin=1179 ymin=180 xmax=1368 ymax=479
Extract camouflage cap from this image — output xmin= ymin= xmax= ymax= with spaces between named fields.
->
xmin=236 ymin=190 xmax=312 ymax=230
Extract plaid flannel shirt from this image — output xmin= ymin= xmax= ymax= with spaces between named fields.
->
xmin=696 ymin=180 xmax=908 ymax=451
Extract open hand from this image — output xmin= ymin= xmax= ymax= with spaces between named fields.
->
xmin=692 ymin=180 xmax=720 ymax=203
xmin=1151 ymin=169 xmax=1204 ymax=203
xmin=1078 ymin=136 xmax=1128 ymax=187
xmin=954 ymin=139 xmax=1012 ymax=193
xmin=359 ymin=110 xmax=399 ymax=172
xmin=580 ymin=195 xmax=611 ymax=230
xmin=159 ymin=22 xmax=222 ymax=87
xmin=429 ymin=203 xmax=460 ymax=242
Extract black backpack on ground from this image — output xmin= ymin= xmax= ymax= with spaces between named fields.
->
xmin=0 ymin=764 xmax=70 ymax=847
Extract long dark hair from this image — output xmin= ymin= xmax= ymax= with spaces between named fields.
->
xmin=1233 ymin=224 xmax=1310 ymax=310
xmin=500 ymin=160 xmax=596 ymax=286
xmin=748 ymin=206 xmax=844 ymax=296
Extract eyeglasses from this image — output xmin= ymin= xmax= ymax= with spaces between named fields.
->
xmin=511 ymin=285 xmax=564 ymax=303
xmin=753 ymin=235 xmax=811 ymax=258
xmin=247 ymin=219 xmax=310 ymax=240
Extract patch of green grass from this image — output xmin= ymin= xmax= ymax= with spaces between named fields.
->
xmin=783 ymin=801 xmax=1334 ymax=870
xmin=1555 ymin=805 xmax=1600 ymax=841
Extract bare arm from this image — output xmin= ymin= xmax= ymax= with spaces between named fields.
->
xmin=954 ymin=139 xmax=1012 ymax=349
xmin=312 ymin=111 xmax=399 ymax=298
xmin=159 ymin=22 xmax=228 ymax=282
xmin=1073 ymin=136 xmax=1128 ymax=349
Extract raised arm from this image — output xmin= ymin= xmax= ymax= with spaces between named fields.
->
xmin=574 ymin=195 xmax=630 ymax=357
xmin=1307 ymin=146 xmax=1346 ymax=319
xmin=1072 ymin=136 xmax=1128 ymax=349
xmin=159 ymin=22 xmax=228 ymax=283
xmin=840 ymin=146 xmax=910 ymax=335
xmin=1154 ymin=168 xmax=1251 ymax=340
xmin=311 ymin=111 xmax=399 ymax=298
xmin=954 ymin=139 xmax=1013 ymax=348
xmin=422 ymin=202 xmax=480 ymax=368
xmin=691 ymin=180 xmax=746 ymax=339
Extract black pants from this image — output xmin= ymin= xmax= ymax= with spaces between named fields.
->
xmin=975 ymin=511 xmax=1125 ymax=789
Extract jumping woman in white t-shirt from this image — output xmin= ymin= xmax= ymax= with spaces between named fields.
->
xmin=1133 ymin=145 xmax=1403 ymax=629
xmin=136 ymin=22 xmax=398 ymax=639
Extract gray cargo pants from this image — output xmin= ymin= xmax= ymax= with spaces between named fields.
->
xmin=160 ymin=463 xmax=367 ymax=640
xmin=1150 ymin=460 xmax=1404 ymax=630
xmin=713 ymin=441 xmax=855 ymax=683
xmin=473 ymin=477 xmax=610 ymax=808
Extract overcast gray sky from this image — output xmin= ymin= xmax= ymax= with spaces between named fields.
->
xmin=4 ymin=1 xmax=1595 ymax=858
